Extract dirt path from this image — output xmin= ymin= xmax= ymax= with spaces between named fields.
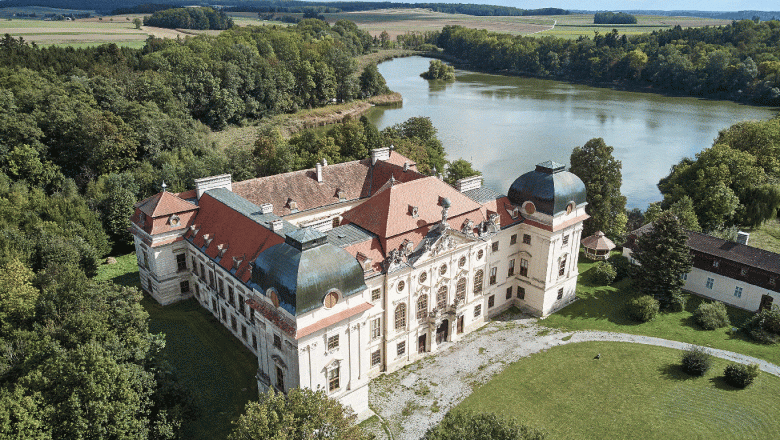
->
xmin=362 ymin=310 xmax=779 ymax=440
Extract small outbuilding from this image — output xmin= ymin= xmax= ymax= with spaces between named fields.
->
xmin=581 ymin=231 xmax=616 ymax=260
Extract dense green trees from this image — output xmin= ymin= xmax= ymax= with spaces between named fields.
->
xmin=229 ymin=388 xmax=370 ymax=440
xmin=594 ymin=12 xmax=637 ymax=24
xmin=421 ymin=60 xmax=455 ymax=81
xmin=435 ymin=20 xmax=780 ymax=106
xmin=569 ymin=138 xmax=627 ymax=240
xmin=422 ymin=410 xmax=547 ymax=440
xmin=144 ymin=7 xmax=234 ymax=30
xmin=633 ymin=211 xmax=692 ymax=311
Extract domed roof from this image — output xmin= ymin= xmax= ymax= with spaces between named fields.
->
xmin=507 ymin=161 xmax=587 ymax=216
xmin=251 ymin=227 xmax=367 ymax=316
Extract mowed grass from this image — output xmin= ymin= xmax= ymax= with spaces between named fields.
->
xmin=96 ymin=254 xmax=258 ymax=440
xmin=746 ymin=218 xmax=780 ymax=254
xmin=457 ymin=341 xmax=780 ymax=440
xmin=540 ymin=251 xmax=780 ymax=365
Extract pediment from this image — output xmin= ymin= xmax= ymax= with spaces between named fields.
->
xmin=410 ymin=228 xmax=480 ymax=266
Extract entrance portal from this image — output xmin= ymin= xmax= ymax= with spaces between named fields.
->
xmin=436 ymin=319 xmax=449 ymax=344
xmin=418 ymin=334 xmax=426 ymax=353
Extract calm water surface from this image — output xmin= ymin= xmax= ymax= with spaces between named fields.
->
xmin=367 ymin=56 xmax=778 ymax=208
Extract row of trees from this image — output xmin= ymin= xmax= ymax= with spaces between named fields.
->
xmin=143 ymin=7 xmax=234 ymax=30
xmin=435 ymin=20 xmax=780 ymax=105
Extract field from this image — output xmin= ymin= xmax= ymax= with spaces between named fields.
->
xmin=537 ymin=14 xmax=729 ymax=39
xmin=96 ymin=254 xmax=258 ymax=440
xmin=457 ymin=341 xmax=780 ymax=440
xmin=746 ymin=218 xmax=780 ymax=254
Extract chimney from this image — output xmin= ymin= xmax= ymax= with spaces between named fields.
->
xmin=438 ymin=173 xmax=444 ymax=181
xmin=260 ymin=203 xmax=273 ymax=214
xmin=271 ymin=219 xmax=284 ymax=233
xmin=371 ymin=147 xmax=391 ymax=165
xmin=736 ymin=231 xmax=749 ymax=245
xmin=455 ymin=175 xmax=482 ymax=193
xmin=322 ymin=158 xmax=328 ymax=167
xmin=316 ymin=162 xmax=323 ymax=183
xmin=194 ymin=174 xmax=232 ymax=200
xmin=403 ymin=162 xmax=409 ymax=172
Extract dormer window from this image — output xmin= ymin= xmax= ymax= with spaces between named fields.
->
xmin=287 ymin=198 xmax=298 ymax=213
xmin=217 ymin=243 xmax=228 ymax=258
xmin=402 ymin=239 xmax=414 ymax=254
xmin=169 ymin=214 xmax=180 ymax=226
xmin=232 ymin=256 xmax=243 ymax=270
xmin=409 ymin=205 xmax=419 ymax=218
xmin=203 ymin=234 xmax=214 ymax=248
xmin=138 ymin=212 xmax=146 ymax=227
xmin=713 ymin=260 xmax=720 ymax=268
xmin=770 ymin=277 xmax=776 ymax=286
xmin=741 ymin=268 xmax=748 ymax=277
xmin=336 ymin=189 xmax=346 ymax=202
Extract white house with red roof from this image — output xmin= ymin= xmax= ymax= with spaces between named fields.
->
xmin=129 ymin=147 xmax=588 ymax=418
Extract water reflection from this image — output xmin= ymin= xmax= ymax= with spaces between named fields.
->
xmin=367 ymin=56 xmax=777 ymax=209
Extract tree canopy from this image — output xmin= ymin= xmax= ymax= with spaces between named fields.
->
xmin=569 ymin=138 xmax=627 ymax=240
xmin=633 ymin=211 xmax=693 ymax=311
xmin=422 ymin=410 xmax=547 ymax=440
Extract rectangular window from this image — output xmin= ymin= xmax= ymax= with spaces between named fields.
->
xmin=238 ymin=294 xmax=245 ymax=317
xmin=219 ymin=279 xmax=226 ymax=299
xmin=506 ymin=286 xmax=513 ymax=299
xmin=228 ymin=286 xmax=234 ymax=306
xmin=559 ymin=255 xmax=567 ymax=277
xmin=209 ymin=271 xmax=215 ymax=290
xmin=211 ymin=298 xmax=217 ymax=312
xmin=397 ymin=341 xmax=406 ymax=357
xmin=371 ymin=350 xmax=381 ymax=367
xmin=706 ymin=277 xmax=714 ymax=289
xmin=518 ymin=286 xmax=525 ymax=300
xmin=327 ymin=334 xmax=339 ymax=350
xmin=220 ymin=307 xmax=226 ymax=322
xmin=562 ymin=235 xmax=569 ymax=246
xmin=557 ymin=288 xmax=564 ymax=300
xmin=371 ymin=318 xmax=381 ymax=340
xmin=713 ymin=260 xmax=720 ymax=268
xmin=488 ymin=295 xmax=495 ymax=308
xmin=489 ymin=267 xmax=497 ymax=285
xmin=241 ymin=325 xmax=247 ymax=341
xmin=520 ymin=259 xmax=529 ymax=277
xmin=276 ymin=366 xmax=284 ymax=391
xmin=180 ymin=280 xmax=190 ymax=294
xmin=492 ymin=241 xmax=499 ymax=252
xmin=734 ymin=286 xmax=743 ymax=298
xmin=510 ymin=234 xmax=517 ymax=245
xmin=523 ymin=234 xmax=531 ymax=245
xmin=142 ymin=250 xmax=149 ymax=269
xmin=252 ymin=334 xmax=257 ymax=350
xmin=231 ymin=315 xmax=237 ymax=331
xmin=681 ymin=272 xmax=688 ymax=281
xmin=191 ymin=257 xmax=197 ymax=274
xmin=474 ymin=304 xmax=482 ymax=317
xmin=176 ymin=253 xmax=187 ymax=272
xmin=508 ymin=259 xmax=515 ymax=277
xmin=147 ymin=278 xmax=153 ymax=293
xmin=273 ymin=334 xmax=282 ymax=350
xmin=200 ymin=263 xmax=205 ymax=280
xmin=195 ymin=283 xmax=201 ymax=300
xmin=771 ymin=277 xmax=776 ymax=286
xmin=371 ymin=288 xmax=381 ymax=302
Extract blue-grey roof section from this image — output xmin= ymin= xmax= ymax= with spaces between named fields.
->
xmin=463 ymin=186 xmax=505 ymax=204
xmin=252 ymin=238 xmax=367 ymax=316
xmin=205 ymin=188 xmax=297 ymax=236
xmin=327 ymin=224 xmax=376 ymax=248
xmin=507 ymin=162 xmax=587 ymax=216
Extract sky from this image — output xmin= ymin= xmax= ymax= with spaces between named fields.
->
xmin=324 ymin=0 xmax=778 ymax=12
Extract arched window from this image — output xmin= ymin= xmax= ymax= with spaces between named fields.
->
xmin=456 ymin=277 xmax=467 ymax=302
xmin=395 ymin=303 xmax=406 ymax=330
xmin=473 ymin=270 xmax=484 ymax=294
xmin=437 ymin=285 xmax=448 ymax=309
xmin=416 ymin=295 xmax=428 ymax=320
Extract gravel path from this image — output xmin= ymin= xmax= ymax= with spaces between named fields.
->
xmin=363 ymin=310 xmax=780 ymax=440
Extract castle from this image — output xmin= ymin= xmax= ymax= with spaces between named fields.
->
xmin=129 ymin=147 xmax=588 ymax=417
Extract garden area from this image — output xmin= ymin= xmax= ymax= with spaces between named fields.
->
xmin=457 ymin=341 xmax=780 ymax=440
xmin=96 ymin=253 xmax=258 ymax=440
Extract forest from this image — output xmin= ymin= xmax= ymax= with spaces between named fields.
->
xmin=143 ymin=7 xmax=234 ymax=30
xmin=593 ymin=12 xmax=637 ymax=24
xmin=435 ymin=19 xmax=780 ymax=106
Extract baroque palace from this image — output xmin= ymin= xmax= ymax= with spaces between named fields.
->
xmin=129 ymin=147 xmax=588 ymax=417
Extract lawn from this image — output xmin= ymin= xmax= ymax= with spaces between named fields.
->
xmin=457 ymin=341 xmax=780 ymax=440
xmin=96 ymin=253 xmax=258 ymax=439
xmin=746 ymin=218 xmax=780 ymax=254
xmin=539 ymin=252 xmax=780 ymax=365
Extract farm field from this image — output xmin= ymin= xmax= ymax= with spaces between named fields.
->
xmin=537 ymin=13 xmax=730 ymax=38
xmin=457 ymin=341 xmax=780 ymax=440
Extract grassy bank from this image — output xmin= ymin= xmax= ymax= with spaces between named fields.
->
xmin=458 ymin=341 xmax=780 ymax=440
xmin=96 ymin=254 xmax=258 ymax=439
xmin=539 ymin=252 xmax=779 ymax=365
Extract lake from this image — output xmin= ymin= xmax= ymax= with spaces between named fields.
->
xmin=366 ymin=56 xmax=778 ymax=209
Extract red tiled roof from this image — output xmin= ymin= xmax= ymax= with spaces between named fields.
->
xmin=295 ymin=302 xmax=373 ymax=339
xmin=344 ymin=237 xmax=385 ymax=274
xmin=188 ymin=192 xmax=285 ymax=283
xmin=230 ymin=154 xmax=425 ymax=217
xmin=341 ymin=176 xmax=484 ymax=239
xmin=384 ymin=151 xmax=418 ymax=170
xmin=130 ymin=207 xmax=197 ymax=236
xmin=136 ymin=191 xmax=198 ymax=218
xmin=480 ymin=196 xmax=523 ymax=229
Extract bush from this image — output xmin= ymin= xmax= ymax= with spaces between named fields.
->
xmin=417 ymin=43 xmax=439 ymax=52
xmin=627 ymin=295 xmax=659 ymax=322
xmin=680 ymin=346 xmax=712 ymax=376
xmin=743 ymin=305 xmax=780 ymax=344
xmin=590 ymin=261 xmax=617 ymax=285
xmin=422 ymin=410 xmax=547 ymax=440
xmin=610 ymin=255 xmax=634 ymax=281
xmin=693 ymin=301 xmax=730 ymax=330
xmin=666 ymin=292 xmax=687 ymax=312
xmin=723 ymin=363 xmax=760 ymax=388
